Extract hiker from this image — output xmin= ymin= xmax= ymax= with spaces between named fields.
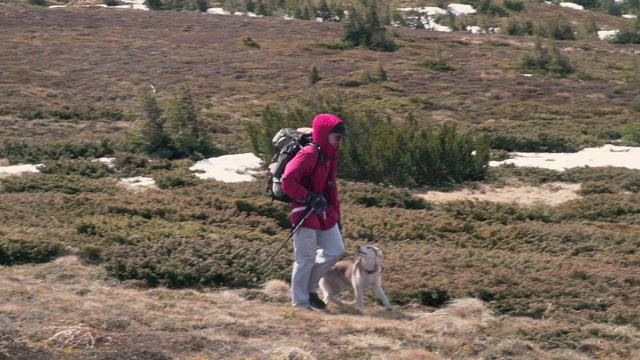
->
xmin=281 ymin=113 xmax=347 ymax=310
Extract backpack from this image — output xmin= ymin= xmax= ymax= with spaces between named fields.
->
xmin=267 ymin=128 xmax=323 ymax=203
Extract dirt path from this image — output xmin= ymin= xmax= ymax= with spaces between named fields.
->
xmin=416 ymin=182 xmax=581 ymax=206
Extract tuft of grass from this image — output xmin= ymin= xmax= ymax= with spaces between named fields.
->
xmin=415 ymin=58 xmax=457 ymax=72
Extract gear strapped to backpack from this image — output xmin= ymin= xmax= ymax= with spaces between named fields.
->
xmin=267 ymin=128 xmax=324 ymax=203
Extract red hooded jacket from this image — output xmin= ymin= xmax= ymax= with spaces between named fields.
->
xmin=281 ymin=114 xmax=343 ymax=231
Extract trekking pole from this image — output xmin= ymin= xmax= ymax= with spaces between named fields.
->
xmin=265 ymin=206 xmax=313 ymax=267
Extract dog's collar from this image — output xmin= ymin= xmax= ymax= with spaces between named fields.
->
xmin=357 ymin=260 xmax=379 ymax=274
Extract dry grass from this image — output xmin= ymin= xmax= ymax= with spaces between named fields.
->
xmin=0 ymin=4 xmax=637 ymax=153
xmin=1 ymin=256 xmax=639 ymax=359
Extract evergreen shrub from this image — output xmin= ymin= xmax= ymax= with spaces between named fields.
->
xmin=0 ymin=174 xmax=117 ymax=194
xmin=131 ymin=85 xmax=221 ymax=160
xmin=246 ymin=106 xmax=490 ymax=187
xmin=104 ymin=237 xmax=286 ymax=288
xmin=153 ymin=169 xmax=199 ymax=189
xmin=0 ymin=139 xmax=115 ymax=164
xmin=0 ymin=238 xmax=64 ymax=265
xmin=39 ymin=159 xmax=113 ymax=179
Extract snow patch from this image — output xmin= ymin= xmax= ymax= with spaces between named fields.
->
xmin=447 ymin=3 xmax=476 ymax=15
xmin=597 ymin=30 xmax=619 ymax=40
xmin=190 ymin=153 xmax=262 ymax=182
xmin=490 ymin=145 xmax=640 ymax=171
xmin=119 ymin=176 xmax=156 ymax=188
xmin=559 ymin=2 xmax=584 ymax=10
xmin=0 ymin=164 xmax=42 ymax=176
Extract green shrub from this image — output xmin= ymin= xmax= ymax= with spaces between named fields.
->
xmin=39 ymin=159 xmax=113 ymax=179
xmin=235 ymin=200 xmax=290 ymax=229
xmin=556 ymin=194 xmax=640 ymax=222
xmin=246 ymin=105 xmax=489 ymax=187
xmin=242 ymin=37 xmax=261 ymax=48
xmin=0 ymin=174 xmax=116 ymax=194
xmin=130 ymin=85 xmax=221 ymax=160
xmin=491 ymin=132 xmax=580 ymax=152
xmin=534 ymin=18 xmax=577 ymax=40
xmin=622 ymin=123 xmax=640 ymax=145
xmin=521 ymin=37 xmax=575 ymax=76
xmin=341 ymin=182 xmax=431 ymax=209
xmin=341 ymin=0 xmax=397 ymax=51
xmin=0 ymin=238 xmax=64 ymax=265
xmin=145 ymin=0 xmax=162 ymax=10
xmin=104 ymin=237 xmax=286 ymax=288
xmin=501 ymin=17 xmax=533 ymax=36
xmin=152 ymin=169 xmax=199 ymax=189
xmin=610 ymin=19 xmax=640 ymax=44
xmin=308 ymin=65 xmax=323 ymax=85
xmin=78 ymin=245 xmax=103 ymax=264
xmin=0 ymin=139 xmax=115 ymax=164
xmin=503 ymin=0 xmax=524 ymax=11
xmin=578 ymin=181 xmax=615 ymax=195
xmin=415 ymin=58 xmax=457 ymax=72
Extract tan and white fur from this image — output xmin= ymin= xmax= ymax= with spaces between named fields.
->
xmin=319 ymin=245 xmax=393 ymax=311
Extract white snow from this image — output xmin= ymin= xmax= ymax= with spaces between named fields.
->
xmin=622 ymin=14 xmax=637 ymax=19
xmin=207 ymin=7 xmax=230 ymax=15
xmin=559 ymin=2 xmax=584 ymax=10
xmin=447 ymin=3 xmax=476 ymax=15
xmin=397 ymin=7 xmax=449 ymax=16
xmin=95 ymin=157 xmax=116 ymax=168
xmin=190 ymin=153 xmax=262 ymax=182
xmin=119 ymin=176 xmax=156 ymax=187
xmin=0 ymin=164 xmax=41 ymax=176
xmin=598 ymin=30 xmax=619 ymax=40
xmin=490 ymin=144 xmax=640 ymax=171
xmin=50 ymin=0 xmax=149 ymax=10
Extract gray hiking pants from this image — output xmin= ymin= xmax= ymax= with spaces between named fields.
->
xmin=291 ymin=224 xmax=344 ymax=308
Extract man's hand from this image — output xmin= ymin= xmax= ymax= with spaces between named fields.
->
xmin=306 ymin=193 xmax=328 ymax=210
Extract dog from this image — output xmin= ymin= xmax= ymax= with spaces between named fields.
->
xmin=319 ymin=245 xmax=393 ymax=311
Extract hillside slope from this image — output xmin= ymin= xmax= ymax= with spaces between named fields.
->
xmin=2 ymin=256 xmax=639 ymax=359
xmin=1 ymin=4 xmax=638 ymax=152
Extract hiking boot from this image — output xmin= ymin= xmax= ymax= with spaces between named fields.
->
xmin=309 ymin=293 xmax=326 ymax=310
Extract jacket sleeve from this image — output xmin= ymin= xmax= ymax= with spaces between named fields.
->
xmin=281 ymin=148 xmax=317 ymax=203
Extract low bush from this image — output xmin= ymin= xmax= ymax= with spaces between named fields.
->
xmin=104 ymin=237 xmax=287 ymax=288
xmin=247 ymin=104 xmax=489 ymax=187
xmin=556 ymin=194 xmax=640 ymax=222
xmin=414 ymin=58 xmax=457 ymax=72
xmin=490 ymin=132 xmax=581 ymax=152
xmin=0 ymin=139 xmax=115 ymax=164
xmin=622 ymin=123 xmax=640 ymax=145
xmin=0 ymin=237 xmax=64 ymax=265
xmin=503 ymin=0 xmax=524 ymax=11
xmin=341 ymin=182 xmax=431 ymax=210
xmin=39 ymin=159 xmax=113 ymax=179
xmin=152 ymin=169 xmax=199 ymax=189
xmin=521 ymin=37 xmax=575 ymax=76
xmin=0 ymin=174 xmax=117 ymax=194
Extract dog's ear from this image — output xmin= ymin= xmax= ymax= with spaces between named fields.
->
xmin=373 ymin=246 xmax=383 ymax=258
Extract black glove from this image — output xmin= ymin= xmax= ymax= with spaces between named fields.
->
xmin=306 ymin=193 xmax=328 ymax=210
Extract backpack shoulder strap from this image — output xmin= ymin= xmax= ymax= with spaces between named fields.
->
xmin=310 ymin=141 xmax=325 ymax=164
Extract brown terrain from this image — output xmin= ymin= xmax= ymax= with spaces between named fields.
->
xmin=1 ymin=3 xmax=640 ymax=359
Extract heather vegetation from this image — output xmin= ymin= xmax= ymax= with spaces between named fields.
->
xmin=1 ymin=4 xmax=640 ymax=358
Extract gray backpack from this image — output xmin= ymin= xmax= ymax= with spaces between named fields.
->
xmin=266 ymin=128 xmax=322 ymax=203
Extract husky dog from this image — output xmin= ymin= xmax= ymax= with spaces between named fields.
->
xmin=319 ymin=245 xmax=393 ymax=311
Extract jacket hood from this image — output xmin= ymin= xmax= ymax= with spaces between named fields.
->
xmin=312 ymin=113 xmax=343 ymax=158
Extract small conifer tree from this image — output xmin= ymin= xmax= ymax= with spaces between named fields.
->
xmin=133 ymin=87 xmax=170 ymax=157
xmin=308 ymin=65 xmax=323 ymax=85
